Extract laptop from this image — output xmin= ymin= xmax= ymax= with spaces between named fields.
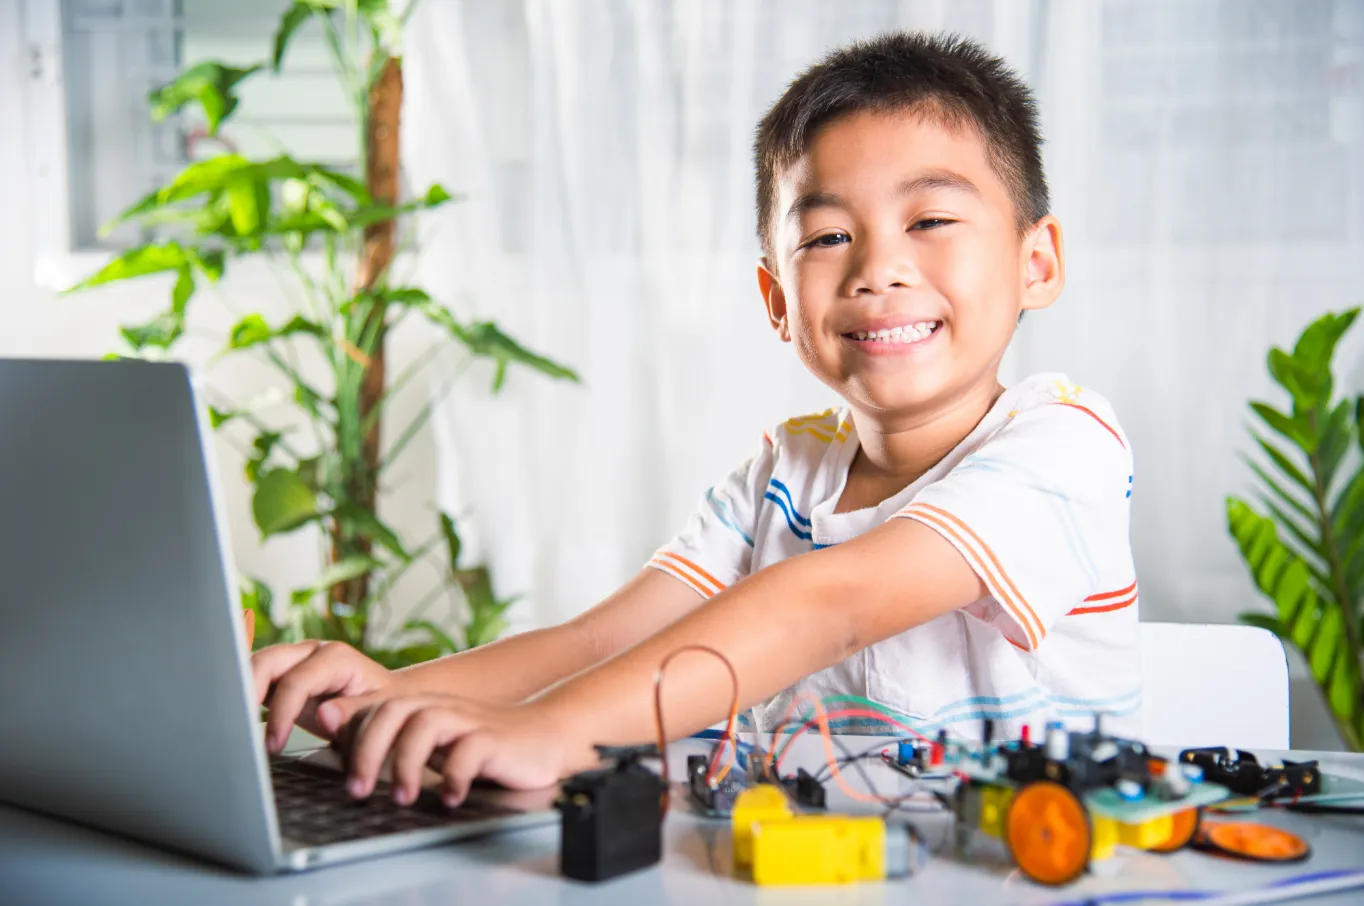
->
xmin=0 ymin=358 xmax=558 ymax=873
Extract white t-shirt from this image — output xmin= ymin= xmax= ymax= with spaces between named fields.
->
xmin=648 ymin=374 xmax=1141 ymax=742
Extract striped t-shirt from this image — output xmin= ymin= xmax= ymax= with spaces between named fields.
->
xmin=648 ymin=373 xmax=1141 ymax=742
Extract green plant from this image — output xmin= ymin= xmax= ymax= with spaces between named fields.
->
xmin=1227 ymin=307 xmax=1364 ymax=751
xmin=65 ymin=1 xmax=576 ymax=665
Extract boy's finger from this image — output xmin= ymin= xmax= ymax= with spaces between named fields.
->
xmin=388 ymin=710 xmax=460 ymax=806
xmin=250 ymin=641 xmax=320 ymax=707
xmin=242 ymin=609 xmax=256 ymax=650
xmin=440 ymin=732 xmax=494 ymax=808
xmin=262 ymin=644 xmax=358 ymax=752
xmin=317 ymin=693 xmax=380 ymax=737
xmin=344 ymin=697 xmax=434 ymax=798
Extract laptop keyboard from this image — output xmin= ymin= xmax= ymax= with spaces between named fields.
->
xmin=271 ymin=759 xmax=517 ymax=847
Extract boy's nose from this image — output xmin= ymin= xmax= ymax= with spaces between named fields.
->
xmin=846 ymin=235 xmax=919 ymax=296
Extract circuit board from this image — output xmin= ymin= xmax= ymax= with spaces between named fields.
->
xmin=1084 ymin=780 xmax=1228 ymax=823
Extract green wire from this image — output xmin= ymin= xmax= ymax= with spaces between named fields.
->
xmin=770 ymin=694 xmax=919 ymax=765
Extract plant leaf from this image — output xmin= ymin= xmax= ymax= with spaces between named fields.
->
xmin=1237 ymin=612 xmax=1285 ymax=635
xmin=1292 ymin=307 xmax=1359 ymax=375
xmin=1244 ymin=457 xmax=1316 ymax=524
xmin=171 ymin=266 xmax=195 ymax=314
xmin=272 ymin=3 xmax=314 ymax=72
xmin=1258 ymin=496 xmax=1325 ymax=571
xmin=65 ymin=243 xmax=192 ymax=292
xmin=1250 ymin=401 xmax=1316 ymax=452
xmin=317 ymin=555 xmax=383 ymax=588
xmin=252 ymin=468 xmax=319 ymax=537
xmin=1252 ymin=433 xmax=1316 ymax=499
xmin=1318 ymin=398 xmax=1356 ymax=493
xmin=440 ymin=512 xmax=463 ymax=570
xmin=333 ymin=502 xmax=410 ymax=561
xmin=148 ymin=62 xmax=263 ymax=135
xmin=402 ymin=618 xmax=461 ymax=656
xmin=368 ymin=644 xmax=443 ymax=669
xmin=229 ymin=314 xmax=272 ymax=349
xmin=1226 ymin=497 xmax=1360 ymax=745
xmin=119 ymin=311 xmax=185 ymax=352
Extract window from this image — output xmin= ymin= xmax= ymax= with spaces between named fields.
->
xmin=25 ymin=0 xmax=358 ymax=257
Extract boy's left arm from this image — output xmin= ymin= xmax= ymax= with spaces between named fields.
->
xmin=336 ymin=518 xmax=984 ymax=806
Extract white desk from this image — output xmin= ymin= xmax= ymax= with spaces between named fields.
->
xmin=3 ymin=743 xmax=1363 ymax=906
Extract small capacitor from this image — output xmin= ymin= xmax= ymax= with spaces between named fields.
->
xmin=1044 ymin=721 xmax=1069 ymax=761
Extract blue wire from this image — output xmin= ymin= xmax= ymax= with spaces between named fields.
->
xmin=1042 ymin=869 xmax=1364 ymax=906
xmin=690 ymin=729 xmax=753 ymax=769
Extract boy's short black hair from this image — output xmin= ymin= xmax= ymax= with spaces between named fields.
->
xmin=755 ymin=31 xmax=1049 ymax=261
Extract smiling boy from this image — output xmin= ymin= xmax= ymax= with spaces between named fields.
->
xmin=253 ymin=32 xmax=1140 ymax=808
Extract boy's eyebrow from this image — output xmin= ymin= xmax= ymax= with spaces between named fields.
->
xmin=897 ymin=170 xmax=983 ymax=199
xmin=785 ymin=169 xmax=982 ymax=222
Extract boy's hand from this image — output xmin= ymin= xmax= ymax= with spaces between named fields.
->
xmin=251 ymin=641 xmax=393 ymax=753
xmin=333 ymin=693 xmax=580 ymax=807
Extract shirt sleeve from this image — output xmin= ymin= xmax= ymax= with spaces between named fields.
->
xmin=647 ymin=436 xmax=775 ymax=599
xmin=893 ymin=402 xmax=1134 ymax=650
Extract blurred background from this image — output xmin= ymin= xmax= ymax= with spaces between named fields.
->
xmin=1 ymin=0 xmax=1362 ymax=747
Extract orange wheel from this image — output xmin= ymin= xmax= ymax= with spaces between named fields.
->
xmin=1203 ymin=822 xmax=1310 ymax=862
xmin=1005 ymin=781 xmax=1092 ymax=886
xmin=1149 ymin=808 xmax=1200 ymax=854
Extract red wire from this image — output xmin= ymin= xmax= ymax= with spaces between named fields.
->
xmin=653 ymin=645 xmax=741 ymax=811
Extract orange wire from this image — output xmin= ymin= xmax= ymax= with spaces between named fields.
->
xmin=653 ymin=644 xmax=741 ymax=808
xmin=770 ymin=692 xmax=925 ymax=806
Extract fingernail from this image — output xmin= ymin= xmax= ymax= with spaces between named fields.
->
xmin=393 ymin=786 xmax=412 ymax=806
xmin=442 ymin=793 xmax=460 ymax=809
xmin=347 ymin=777 xmax=366 ymax=798
xmin=318 ymin=703 xmax=337 ymax=732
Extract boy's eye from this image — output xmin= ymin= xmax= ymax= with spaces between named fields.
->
xmin=911 ymin=218 xmax=953 ymax=231
xmin=807 ymin=232 xmax=850 ymax=248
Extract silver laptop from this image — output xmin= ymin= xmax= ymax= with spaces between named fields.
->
xmin=0 ymin=358 xmax=558 ymax=873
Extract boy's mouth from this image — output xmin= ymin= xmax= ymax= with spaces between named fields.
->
xmin=841 ymin=320 xmax=942 ymax=346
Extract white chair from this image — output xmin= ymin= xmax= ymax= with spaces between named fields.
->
xmin=1139 ymin=622 xmax=1289 ymax=750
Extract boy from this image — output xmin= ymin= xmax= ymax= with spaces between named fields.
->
xmin=253 ymin=32 xmax=1139 ymax=809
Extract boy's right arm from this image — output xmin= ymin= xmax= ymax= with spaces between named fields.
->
xmin=253 ymin=568 xmax=702 ymax=752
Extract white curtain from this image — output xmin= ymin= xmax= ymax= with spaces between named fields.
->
xmin=401 ymin=0 xmax=1364 ymax=632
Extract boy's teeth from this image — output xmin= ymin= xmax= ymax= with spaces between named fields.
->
xmin=851 ymin=321 xmax=938 ymax=344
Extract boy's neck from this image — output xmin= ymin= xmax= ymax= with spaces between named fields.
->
xmin=839 ymin=379 xmax=1005 ymax=512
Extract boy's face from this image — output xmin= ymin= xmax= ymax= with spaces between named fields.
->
xmin=758 ymin=110 xmax=1064 ymax=425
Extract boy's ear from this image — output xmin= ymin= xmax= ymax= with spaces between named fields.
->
xmin=1020 ymin=214 xmax=1065 ymax=313
xmin=757 ymin=258 xmax=791 ymax=342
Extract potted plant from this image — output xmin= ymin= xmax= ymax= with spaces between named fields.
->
xmin=65 ymin=1 xmax=577 ymax=666
xmin=1227 ymin=307 xmax=1363 ymax=750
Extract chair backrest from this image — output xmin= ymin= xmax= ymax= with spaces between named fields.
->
xmin=1139 ymin=622 xmax=1289 ymax=750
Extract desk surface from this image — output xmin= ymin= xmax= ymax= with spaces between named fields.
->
xmin=4 ymin=743 xmax=1364 ymax=906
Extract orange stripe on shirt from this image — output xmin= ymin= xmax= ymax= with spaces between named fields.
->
xmin=1068 ymin=591 xmax=1138 ymax=616
xmin=911 ymin=503 xmax=1046 ymax=645
xmin=1084 ymin=580 xmax=1137 ymax=602
xmin=655 ymin=551 xmax=725 ymax=596
xmin=898 ymin=505 xmax=1040 ymax=649
xmin=1052 ymin=402 xmax=1126 ymax=449
xmin=649 ymin=558 xmax=715 ymax=599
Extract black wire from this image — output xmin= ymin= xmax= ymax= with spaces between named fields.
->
xmin=1281 ymin=803 xmax=1364 ymax=815
xmin=803 ymin=737 xmax=948 ymax=817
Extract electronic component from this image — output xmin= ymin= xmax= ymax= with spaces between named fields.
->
xmin=780 ymin=768 xmax=827 ymax=810
xmin=749 ymin=815 xmax=921 ymax=885
xmin=557 ymin=744 xmax=666 ymax=882
xmin=685 ymin=753 xmax=748 ymax=816
xmin=731 ymin=784 xmax=793 ymax=868
xmin=1178 ymin=748 xmax=1321 ymax=799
